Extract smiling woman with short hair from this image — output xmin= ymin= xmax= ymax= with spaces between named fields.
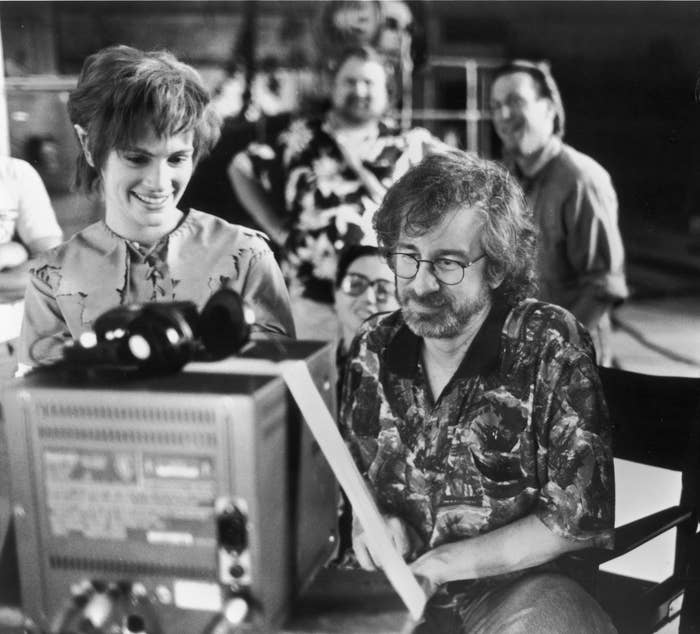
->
xmin=19 ymin=45 xmax=294 ymax=368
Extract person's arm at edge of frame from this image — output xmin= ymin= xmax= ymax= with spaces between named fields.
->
xmin=2 ymin=157 xmax=64 ymax=302
xmin=0 ymin=232 xmax=63 ymax=303
xmin=0 ymin=241 xmax=30 ymax=301
xmin=228 ymin=151 xmax=290 ymax=249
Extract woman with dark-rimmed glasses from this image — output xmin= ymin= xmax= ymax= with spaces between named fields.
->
xmin=333 ymin=244 xmax=399 ymax=376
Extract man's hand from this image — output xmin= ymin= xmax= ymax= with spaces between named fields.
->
xmin=410 ymin=551 xmax=442 ymax=599
xmin=352 ymin=513 xmax=414 ymax=570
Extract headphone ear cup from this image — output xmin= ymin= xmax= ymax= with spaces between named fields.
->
xmin=126 ymin=303 xmax=198 ymax=373
xmin=93 ymin=304 xmax=143 ymax=343
xmin=199 ymin=289 xmax=252 ymax=360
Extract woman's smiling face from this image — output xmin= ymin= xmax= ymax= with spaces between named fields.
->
xmin=101 ymin=127 xmax=195 ymax=243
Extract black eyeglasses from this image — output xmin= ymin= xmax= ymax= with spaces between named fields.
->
xmin=388 ymin=252 xmax=486 ymax=286
xmin=339 ymin=273 xmax=396 ymax=303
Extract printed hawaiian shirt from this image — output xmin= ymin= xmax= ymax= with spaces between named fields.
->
xmin=245 ymin=117 xmax=442 ymax=302
xmin=339 ymin=299 xmax=615 ymax=553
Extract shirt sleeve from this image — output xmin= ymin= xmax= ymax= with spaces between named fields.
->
xmin=534 ymin=340 xmax=615 ymax=547
xmin=338 ymin=330 xmax=383 ymax=473
xmin=13 ymin=160 xmax=63 ymax=251
xmin=240 ymin=238 xmax=296 ymax=338
xmin=564 ymin=171 xmax=629 ymax=305
xmin=19 ymin=262 xmax=71 ymax=367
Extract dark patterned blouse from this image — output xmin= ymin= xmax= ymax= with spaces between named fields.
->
xmin=339 ymin=299 xmax=614 ymax=554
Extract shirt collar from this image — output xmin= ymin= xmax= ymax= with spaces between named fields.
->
xmin=516 ymin=136 xmax=563 ymax=179
xmin=385 ymin=300 xmax=511 ymax=380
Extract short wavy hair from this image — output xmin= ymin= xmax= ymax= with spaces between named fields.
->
xmin=67 ymin=45 xmax=221 ymax=193
xmin=374 ymin=150 xmax=538 ymax=306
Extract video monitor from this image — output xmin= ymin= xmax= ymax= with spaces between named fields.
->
xmin=1 ymin=340 xmax=338 ymax=633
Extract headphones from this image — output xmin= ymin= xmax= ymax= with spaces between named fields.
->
xmin=62 ymin=289 xmax=254 ymax=375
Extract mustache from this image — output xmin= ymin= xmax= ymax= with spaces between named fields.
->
xmin=345 ymin=96 xmax=371 ymax=107
xmin=401 ymin=289 xmax=449 ymax=308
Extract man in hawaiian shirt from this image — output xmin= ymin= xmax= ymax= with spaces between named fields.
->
xmin=230 ymin=45 xmax=443 ymax=339
xmin=339 ymin=150 xmax=616 ymax=633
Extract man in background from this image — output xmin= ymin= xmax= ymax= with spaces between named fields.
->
xmin=490 ymin=60 xmax=628 ymax=365
xmin=230 ymin=45 xmax=443 ymax=340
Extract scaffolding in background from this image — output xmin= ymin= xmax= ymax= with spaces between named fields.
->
xmin=410 ymin=55 xmax=504 ymax=158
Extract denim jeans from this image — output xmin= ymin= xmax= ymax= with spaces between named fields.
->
xmin=414 ymin=570 xmax=617 ymax=634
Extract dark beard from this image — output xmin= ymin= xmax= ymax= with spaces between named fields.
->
xmin=339 ymin=97 xmax=375 ymax=124
xmin=400 ymin=288 xmax=491 ymax=339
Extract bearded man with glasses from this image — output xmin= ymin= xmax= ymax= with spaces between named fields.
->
xmin=339 ymin=151 xmax=616 ymax=633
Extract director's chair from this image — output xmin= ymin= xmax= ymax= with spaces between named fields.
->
xmin=562 ymin=367 xmax=700 ymax=634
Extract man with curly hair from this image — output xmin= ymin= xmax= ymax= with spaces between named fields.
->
xmin=340 ymin=150 xmax=616 ymax=633
xmin=230 ymin=45 xmax=444 ymax=339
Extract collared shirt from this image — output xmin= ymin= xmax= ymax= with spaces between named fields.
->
xmin=244 ymin=117 xmax=443 ymax=302
xmin=19 ymin=209 xmax=295 ymax=366
xmin=507 ymin=138 xmax=629 ymax=311
xmin=339 ymin=299 xmax=614 ymax=553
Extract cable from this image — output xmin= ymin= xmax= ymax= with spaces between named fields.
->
xmin=611 ymin=312 xmax=700 ymax=369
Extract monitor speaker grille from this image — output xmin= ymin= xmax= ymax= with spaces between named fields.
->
xmin=33 ymin=400 xmax=220 ymax=446
xmin=37 ymin=403 xmax=217 ymax=424
xmin=37 ymin=425 xmax=218 ymax=447
xmin=49 ymin=555 xmax=212 ymax=580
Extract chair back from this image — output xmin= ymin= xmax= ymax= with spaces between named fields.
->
xmin=597 ymin=366 xmax=700 ymax=633
xmin=598 ymin=366 xmax=700 ymax=473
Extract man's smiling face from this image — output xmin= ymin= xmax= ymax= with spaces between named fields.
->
xmin=490 ymin=71 xmax=556 ymax=158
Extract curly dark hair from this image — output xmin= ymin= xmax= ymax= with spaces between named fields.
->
xmin=68 ymin=45 xmax=221 ymax=194
xmin=373 ymin=150 xmax=538 ymax=306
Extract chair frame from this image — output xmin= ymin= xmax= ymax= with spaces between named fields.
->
xmin=562 ymin=367 xmax=700 ymax=634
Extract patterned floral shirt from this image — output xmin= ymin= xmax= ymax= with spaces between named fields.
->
xmin=339 ymin=299 xmax=614 ymax=554
xmin=244 ymin=117 xmax=442 ymax=302
xmin=19 ymin=209 xmax=295 ymax=366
